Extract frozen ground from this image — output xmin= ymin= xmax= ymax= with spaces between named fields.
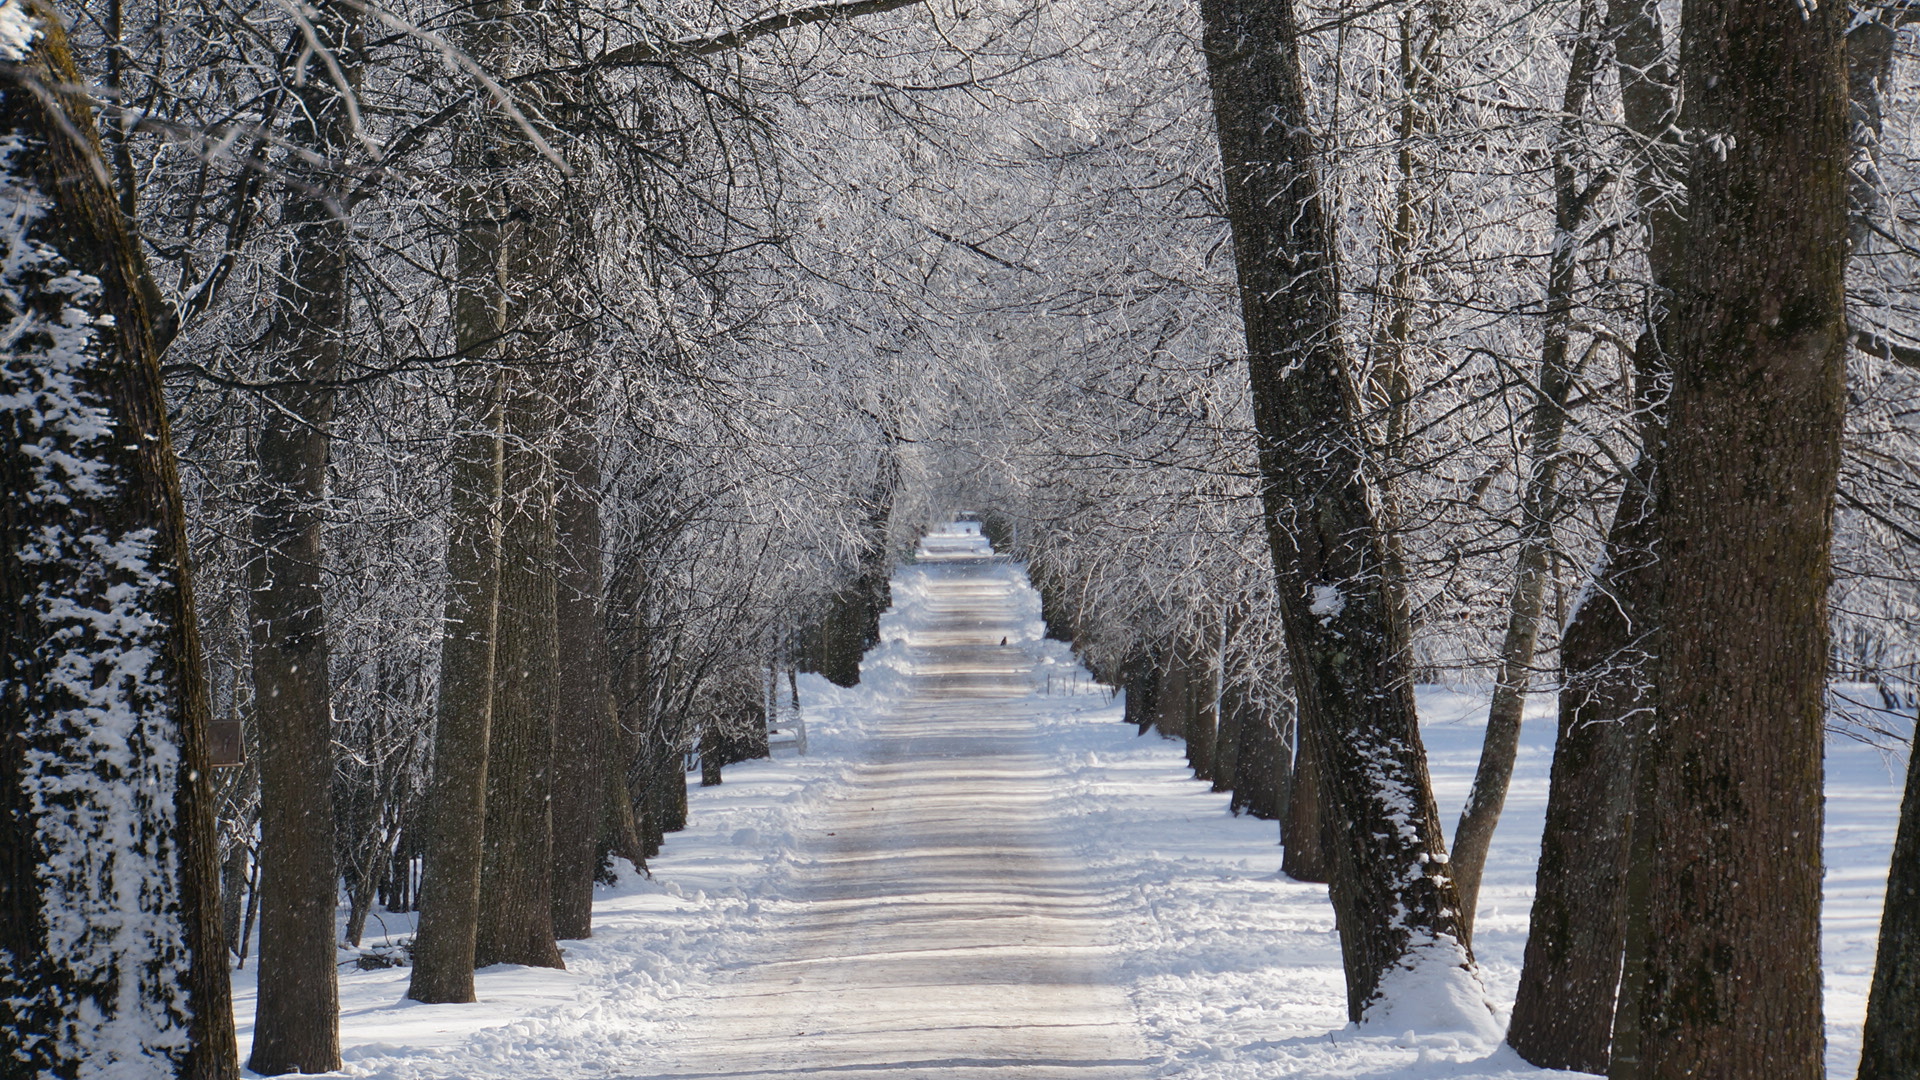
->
xmin=234 ymin=522 xmax=1913 ymax=1078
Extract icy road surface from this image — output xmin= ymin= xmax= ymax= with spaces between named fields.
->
xmin=645 ymin=534 xmax=1152 ymax=1079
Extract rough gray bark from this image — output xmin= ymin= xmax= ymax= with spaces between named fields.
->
xmin=1181 ymin=646 xmax=1217 ymax=783
xmin=1507 ymin=0 xmax=1678 ymax=1064
xmin=550 ymin=405 xmax=614 ymax=940
xmin=1125 ymin=649 xmax=1161 ymax=735
xmin=404 ymin=157 xmax=515 ymax=996
xmin=0 ymin=7 xmax=235 ymax=1073
xmin=1506 ymin=459 xmax=1655 ymax=1074
xmin=1200 ymin=0 xmax=1471 ymax=1016
xmin=1280 ymin=718 xmax=1328 ymax=883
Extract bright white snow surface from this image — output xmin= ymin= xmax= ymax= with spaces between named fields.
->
xmin=235 ymin=521 xmax=1912 ymax=1079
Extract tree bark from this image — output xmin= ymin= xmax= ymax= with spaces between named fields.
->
xmin=1125 ymin=649 xmax=1161 ymax=735
xmin=1227 ymin=682 xmax=1288 ymax=820
xmin=404 ymin=164 xmax=514 ymax=996
xmin=550 ymin=403 xmax=613 ymax=940
xmin=0 ymin=7 xmax=235 ymax=1074
xmin=1200 ymin=0 xmax=1472 ymax=1016
xmin=1449 ymin=0 xmax=1603 ymax=942
xmin=1506 ymin=460 xmax=1655 ymax=1073
xmin=243 ymin=4 xmax=361 ymax=1069
xmin=1280 ymin=716 xmax=1329 ymax=883
xmin=1858 ymin=735 xmax=1920 ymax=1080
xmin=1211 ymin=666 xmax=1243 ymax=793
xmin=1182 ymin=646 xmax=1217 ymax=783
xmin=475 ymin=375 xmax=564 ymax=970
xmin=1624 ymin=0 xmax=1846 ymax=1072
xmin=1155 ymin=648 xmax=1190 ymax=740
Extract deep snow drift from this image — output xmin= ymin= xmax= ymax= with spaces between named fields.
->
xmin=233 ymin=522 xmax=1912 ymax=1079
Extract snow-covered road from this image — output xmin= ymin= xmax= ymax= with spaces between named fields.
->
xmin=642 ymin=549 xmax=1152 ymax=1079
xmin=255 ymin=521 xmax=1908 ymax=1080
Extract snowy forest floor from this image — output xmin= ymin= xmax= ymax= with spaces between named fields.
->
xmin=231 ymin=525 xmax=1914 ymax=1079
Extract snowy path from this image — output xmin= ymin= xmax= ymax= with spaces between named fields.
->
xmin=640 ymin=549 xmax=1153 ymax=1080
xmin=254 ymin=522 xmax=1908 ymax=1080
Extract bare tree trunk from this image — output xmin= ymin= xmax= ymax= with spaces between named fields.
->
xmin=1155 ymin=647 xmax=1189 ymax=740
xmin=1449 ymin=0 xmax=1604 ymax=941
xmin=1507 ymin=0 xmax=1678 ymax=1064
xmin=1125 ymin=649 xmax=1161 ymax=735
xmin=243 ymin=3 xmax=362 ymax=1069
xmin=1859 ymin=734 xmax=1920 ymax=1080
xmin=550 ymin=402 xmax=613 ymax=940
xmin=1227 ymin=683 xmax=1288 ymax=820
xmin=405 ymin=180 xmax=513 ymax=997
xmin=1280 ymin=718 xmax=1328 ymax=883
xmin=1506 ymin=459 xmax=1655 ymax=1073
xmin=1200 ymin=0 xmax=1472 ymax=1015
xmin=1212 ymin=664 xmax=1243 ymax=793
xmin=476 ymin=375 xmax=564 ymax=970
xmin=1624 ymin=0 xmax=1846 ymax=1072
xmin=0 ymin=8 xmax=235 ymax=1073
xmin=1183 ymin=646 xmax=1218 ymax=783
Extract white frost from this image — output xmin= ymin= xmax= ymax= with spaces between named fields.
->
xmin=0 ymin=0 xmax=37 ymax=61
xmin=1309 ymin=583 xmax=1346 ymax=622
xmin=0 ymin=129 xmax=192 ymax=1076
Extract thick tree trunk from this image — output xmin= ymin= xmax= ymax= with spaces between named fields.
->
xmin=1125 ymin=650 xmax=1161 ymax=735
xmin=243 ymin=4 xmax=361 ymax=1068
xmin=1211 ymin=666 xmax=1243 ymax=794
xmin=1624 ymin=0 xmax=1846 ymax=1073
xmin=1449 ymin=3 xmax=1602 ymax=942
xmin=645 ymin=712 xmax=691 ymax=837
xmin=1858 ymin=736 xmax=1920 ymax=1080
xmin=476 ymin=377 xmax=564 ymax=970
xmin=0 ymin=8 xmax=235 ymax=1074
xmin=1227 ymin=683 xmax=1288 ymax=820
xmin=1153 ymin=649 xmax=1188 ymax=740
xmin=406 ymin=0 xmax=541 ymax=997
xmin=807 ymin=475 xmax=894 ymax=687
xmin=606 ymin=556 xmax=657 ymax=858
xmin=550 ymin=408 xmax=613 ymax=940
xmin=1200 ymin=0 xmax=1471 ymax=1016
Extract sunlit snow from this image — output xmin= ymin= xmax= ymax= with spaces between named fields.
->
xmin=234 ymin=523 xmax=1909 ymax=1080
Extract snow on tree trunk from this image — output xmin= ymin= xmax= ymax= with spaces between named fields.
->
xmin=1198 ymin=0 xmax=1483 ymax=1024
xmin=0 ymin=2 xmax=234 ymax=1074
